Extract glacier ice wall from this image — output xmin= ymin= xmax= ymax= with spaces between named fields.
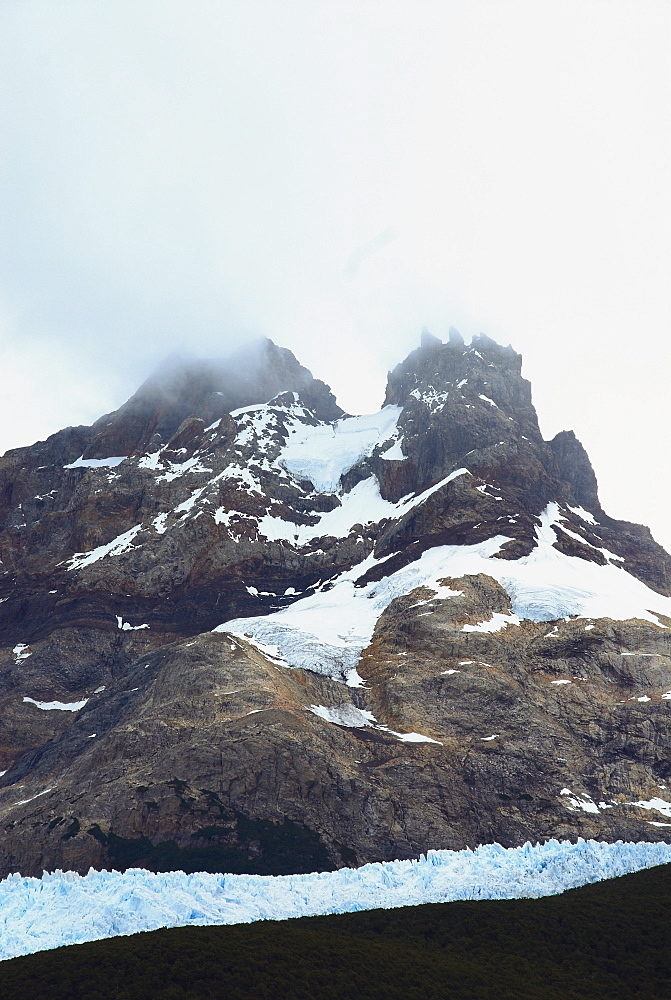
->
xmin=1 ymin=838 xmax=670 ymax=962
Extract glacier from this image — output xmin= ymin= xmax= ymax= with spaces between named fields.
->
xmin=215 ymin=500 xmax=671 ymax=687
xmin=1 ymin=839 xmax=670 ymax=962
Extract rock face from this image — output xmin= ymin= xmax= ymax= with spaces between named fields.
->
xmin=1 ymin=332 xmax=671 ymax=879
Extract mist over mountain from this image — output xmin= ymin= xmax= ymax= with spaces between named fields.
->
xmin=0 ymin=331 xmax=670 ymax=880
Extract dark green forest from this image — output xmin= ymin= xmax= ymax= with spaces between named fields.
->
xmin=1 ymin=862 xmax=670 ymax=1000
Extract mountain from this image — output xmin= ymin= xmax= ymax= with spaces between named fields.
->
xmin=1 ymin=331 xmax=670 ymax=879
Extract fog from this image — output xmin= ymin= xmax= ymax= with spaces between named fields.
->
xmin=0 ymin=1 xmax=669 ymax=548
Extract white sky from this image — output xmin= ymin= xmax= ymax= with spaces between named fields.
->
xmin=1 ymin=1 xmax=670 ymax=550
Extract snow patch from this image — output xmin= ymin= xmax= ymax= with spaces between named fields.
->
xmin=310 ymin=703 xmax=443 ymax=744
xmin=23 ymin=697 xmax=88 ymax=712
xmin=259 ymin=477 xmax=398 ymax=544
xmin=389 ymin=730 xmax=442 ymax=744
xmin=309 ymin=704 xmax=376 ymax=728
xmin=379 ymin=437 xmax=406 ymax=461
xmin=116 ymin=616 xmax=149 ymax=631
xmin=215 ymin=465 xmax=264 ymax=495
xmin=229 ymin=403 xmax=268 ymax=418
xmin=64 ymin=456 xmax=125 ymax=470
xmin=212 ymin=508 xmax=253 ymax=537
xmin=461 ymin=612 xmax=521 ymax=633
xmin=153 ymin=513 xmax=169 ymax=534
xmin=567 ymin=505 xmax=598 ymax=525
xmin=158 ymin=457 xmax=212 ymax=483
xmin=560 ymin=789 xmax=601 ymax=814
xmin=413 ymin=387 xmax=451 ymax=413
xmin=138 ymin=452 xmax=162 ymax=471
xmin=66 ymin=524 xmax=144 ymax=570
xmin=555 ymin=520 xmax=623 ymax=564
xmin=225 ymin=633 xmax=290 ymax=668
xmin=628 ymin=797 xmax=671 ymax=819
xmin=14 ymin=788 xmax=54 ymax=808
xmin=173 ymin=487 xmax=208 ymax=516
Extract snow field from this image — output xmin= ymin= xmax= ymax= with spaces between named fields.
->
xmin=1 ymin=839 xmax=670 ymax=962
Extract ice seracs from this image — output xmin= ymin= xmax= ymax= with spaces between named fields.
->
xmin=1 ymin=839 xmax=671 ymax=963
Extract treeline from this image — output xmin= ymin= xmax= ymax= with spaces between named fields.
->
xmin=1 ymin=862 xmax=670 ymax=999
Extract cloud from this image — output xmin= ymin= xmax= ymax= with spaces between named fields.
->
xmin=343 ymin=228 xmax=400 ymax=281
xmin=0 ymin=0 xmax=668 ymax=547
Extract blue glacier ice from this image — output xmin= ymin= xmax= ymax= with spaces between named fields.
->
xmin=1 ymin=838 xmax=670 ymax=962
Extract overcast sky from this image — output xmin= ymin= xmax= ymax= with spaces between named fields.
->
xmin=1 ymin=1 xmax=670 ymax=549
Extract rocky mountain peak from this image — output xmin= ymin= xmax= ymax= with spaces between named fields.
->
xmin=377 ymin=331 xmax=547 ymax=515
xmin=384 ymin=330 xmax=526 ymax=408
xmin=548 ymin=429 xmax=600 ymax=512
xmin=85 ymin=338 xmax=343 ymax=461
